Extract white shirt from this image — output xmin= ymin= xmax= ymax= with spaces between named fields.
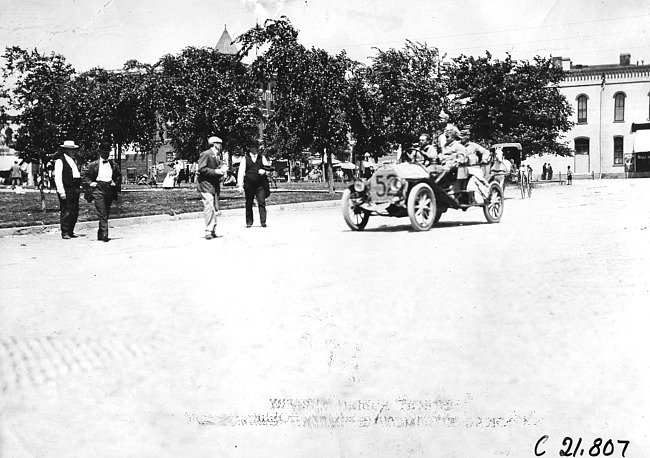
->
xmin=54 ymin=153 xmax=80 ymax=192
xmin=96 ymin=160 xmax=113 ymax=182
xmin=237 ymin=153 xmax=270 ymax=187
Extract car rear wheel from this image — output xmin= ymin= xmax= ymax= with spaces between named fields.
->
xmin=407 ymin=183 xmax=436 ymax=231
xmin=342 ymin=189 xmax=370 ymax=230
xmin=483 ymin=182 xmax=504 ymax=223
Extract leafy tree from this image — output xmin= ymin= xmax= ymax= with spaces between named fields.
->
xmin=365 ymin=41 xmax=447 ymax=151
xmin=342 ymin=62 xmax=385 ymax=162
xmin=153 ymin=47 xmax=261 ymax=162
xmin=447 ymin=52 xmax=573 ymax=156
xmin=70 ymin=63 xmax=160 ymax=165
xmin=0 ymin=46 xmax=76 ymax=210
xmin=236 ymin=17 xmax=352 ymax=193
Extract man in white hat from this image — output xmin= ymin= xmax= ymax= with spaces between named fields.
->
xmin=197 ymin=136 xmax=228 ymax=239
xmin=54 ymin=140 xmax=82 ymax=239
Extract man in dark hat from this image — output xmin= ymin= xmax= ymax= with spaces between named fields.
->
xmin=54 ymin=140 xmax=83 ymax=239
xmin=237 ymin=139 xmax=272 ymax=228
xmin=82 ymin=142 xmax=122 ymax=242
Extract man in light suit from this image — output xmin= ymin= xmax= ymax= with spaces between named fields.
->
xmin=82 ymin=142 xmax=122 ymax=242
xmin=197 ymin=136 xmax=228 ymax=239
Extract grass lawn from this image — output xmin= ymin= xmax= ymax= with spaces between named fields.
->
xmin=0 ymin=181 xmax=347 ymax=229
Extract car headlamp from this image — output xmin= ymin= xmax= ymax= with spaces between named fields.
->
xmin=389 ymin=178 xmax=403 ymax=193
xmin=353 ymin=181 xmax=367 ymax=193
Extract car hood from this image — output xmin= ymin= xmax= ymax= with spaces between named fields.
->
xmin=374 ymin=162 xmax=430 ymax=180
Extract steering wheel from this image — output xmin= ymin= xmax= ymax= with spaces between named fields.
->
xmin=402 ymin=147 xmax=434 ymax=167
xmin=402 ymin=147 xmax=422 ymax=163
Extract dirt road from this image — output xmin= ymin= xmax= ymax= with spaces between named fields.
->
xmin=1 ymin=179 xmax=648 ymax=457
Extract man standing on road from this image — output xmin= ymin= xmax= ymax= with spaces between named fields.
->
xmin=197 ymin=136 xmax=227 ymax=239
xmin=82 ymin=142 xmax=122 ymax=242
xmin=54 ymin=140 xmax=82 ymax=240
xmin=237 ymin=139 xmax=271 ymax=228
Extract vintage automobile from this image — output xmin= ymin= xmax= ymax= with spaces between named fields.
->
xmin=341 ymin=151 xmax=505 ymax=231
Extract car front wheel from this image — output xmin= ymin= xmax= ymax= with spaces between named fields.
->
xmin=407 ymin=183 xmax=437 ymax=231
xmin=341 ymin=189 xmax=370 ymax=230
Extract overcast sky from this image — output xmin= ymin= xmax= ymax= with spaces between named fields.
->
xmin=1 ymin=0 xmax=649 ymax=71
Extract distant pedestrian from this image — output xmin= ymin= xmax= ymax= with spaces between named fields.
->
xmin=542 ymin=163 xmax=547 ymax=180
xmin=567 ymin=166 xmax=573 ymax=185
xmin=527 ymin=164 xmax=533 ymax=183
xmin=547 ymin=164 xmax=554 ymax=181
xmin=237 ymin=139 xmax=271 ymax=228
xmin=197 ymin=136 xmax=227 ymax=239
xmin=174 ymin=160 xmax=184 ymax=187
xmin=82 ymin=142 xmax=122 ymax=242
xmin=162 ymin=165 xmax=176 ymax=189
xmin=54 ymin=140 xmax=82 ymax=239
xmin=9 ymin=161 xmax=22 ymax=189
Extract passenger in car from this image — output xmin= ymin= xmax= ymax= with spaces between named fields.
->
xmin=460 ymin=129 xmax=489 ymax=166
xmin=427 ymin=126 xmax=466 ymax=186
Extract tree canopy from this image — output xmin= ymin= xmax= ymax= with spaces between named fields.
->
xmin=153 ymin=47 xmax=261 ymax=161
xmin=447 ymin=52 xmax=574 ymax=156
xmin=1 ymin=22 xmax=576 ymax=186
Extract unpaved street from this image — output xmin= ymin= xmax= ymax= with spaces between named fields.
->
xmin=1 ymin=179 xmax=649 ymax=457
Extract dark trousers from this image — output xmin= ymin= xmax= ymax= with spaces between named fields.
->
xmin=244 ymin=185 xmax=266 ymax=226
xmin=58 ymin=187 xmax=80 ymax=236
xmin=94 ymin=182 xmax=115 ymax=239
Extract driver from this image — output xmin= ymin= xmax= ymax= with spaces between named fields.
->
xmin=398 ymin=135 xmax=430 ymax=163
xmin=418 ymin=133 xmax=437 ymax=163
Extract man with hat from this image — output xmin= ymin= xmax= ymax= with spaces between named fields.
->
xmin=237 ymin=139 xmax=271 ymax=228
xmin=436 ymin=110 xmax=455 ymax=156
xmin=54 ymin=140 xmax=83 ymax=239
xmin=459 ymin=128 xmax=489 ymax=166
xmin=82 ymin=142 xmax=122 ymax=242
xmin=197 ymin=136 xmax=228 ymax=239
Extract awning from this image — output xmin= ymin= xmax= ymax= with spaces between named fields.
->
xmin=633 ymin=130 xmax=650 ymax=153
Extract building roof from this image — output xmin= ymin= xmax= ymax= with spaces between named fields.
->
xmin=215 ymin=26 xmax=238 ymax=55
xmin=559 ymin=53 xmax=650 ymax=80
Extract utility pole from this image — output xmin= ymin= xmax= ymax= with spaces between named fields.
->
xmin=599 ymin=73 xmax=605 ymax=179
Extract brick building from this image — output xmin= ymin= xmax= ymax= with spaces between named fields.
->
xmin=556 ymin=53 xmax=650 ymax=177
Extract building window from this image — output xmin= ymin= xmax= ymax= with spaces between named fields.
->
xmin=613 ymin=137 xmax=624 ymax=165
xmin=614 ymin=92 xmax=626 ymax=122
xmin=575 ymin=137 xmax=590 ymax=155
xmin=577 ymin=95 xmax=588 ymax=123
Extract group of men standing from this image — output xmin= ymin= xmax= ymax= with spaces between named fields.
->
xmin=50 ymin=136 xmax=271 ymax=242
xmin=195 ymin=136 xmax=271 ymax=239
xmin=53 ymin=140 xmax=121 ymax=241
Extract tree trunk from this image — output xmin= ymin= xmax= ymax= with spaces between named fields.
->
xmin=117 ymin=142 xmax=122 ymax=171
xmin=38 ymin=161 xmax=46 ymax=212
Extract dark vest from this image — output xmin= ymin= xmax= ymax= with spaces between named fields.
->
xmin=60 ymin=155 xmax=82 ymax=188
xmin=244 ymin=153 xmax=263 ymax=187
